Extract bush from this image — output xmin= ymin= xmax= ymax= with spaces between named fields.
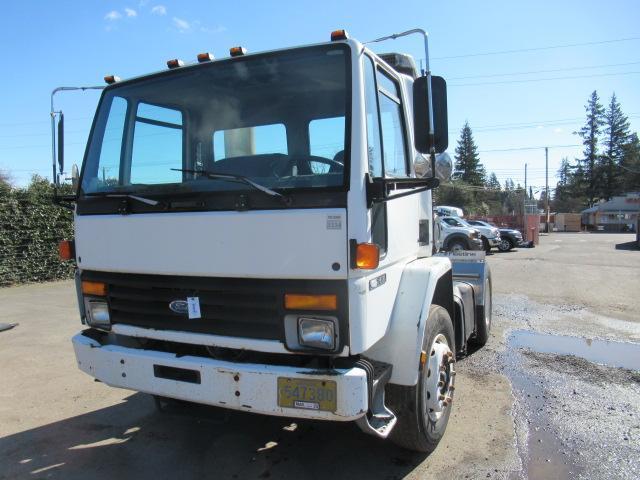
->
xmin=0 ymin=176 xmax=74 ymax=286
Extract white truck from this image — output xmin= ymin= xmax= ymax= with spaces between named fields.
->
xmin=51 ymin=28 xmax=492 ymax=453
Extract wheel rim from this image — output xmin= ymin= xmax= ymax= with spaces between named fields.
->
xmin=451 ymin=243 xmax=464 ymax=253
xmin=424 ymin=333 xmax=455 ymax=422
xmin=499 ymin=239 xmax=510 ymax=250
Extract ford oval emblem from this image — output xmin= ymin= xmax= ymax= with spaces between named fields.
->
xmin=169 ymin=300 xmax=189 ymax=315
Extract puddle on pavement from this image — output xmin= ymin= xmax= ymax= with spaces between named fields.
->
xmin=509 ymin=330 xmax=640 ymax=371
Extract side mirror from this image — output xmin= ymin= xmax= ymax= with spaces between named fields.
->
xmin=435 ymin=152 xmax=453 ymax=181
xmin=71 ymin=164 xmax=79 ymax=191
xmin=413 ymin=75 xmax=448 ymax=154
xmin=57 ymin=113 xmax=64 ymax=180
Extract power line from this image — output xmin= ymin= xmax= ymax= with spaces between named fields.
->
xmin=432 ymin=35 xmax=640 ymax=60
xmin=449 ymin=70 xmax=640 ymax=87
xmin=479 ymin=144 xmax=581 ymax=153
xmin=448 ymin=60 xmax=640 ymax=80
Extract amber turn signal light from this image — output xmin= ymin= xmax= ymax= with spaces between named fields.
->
xmin=58 ymin=240 xmax=75 ymax=261
xmin=355 ymin=243 xmax=380 ymax=269
xmin=330 ymin=29 xmax=349 ymax=41
xmin=82 ymin=281 xmax=107 ymax=297
xmin=284 ymin=294 xmax=337 ymax=311
xmin=229 ymin=46 xmax=247 ymax=57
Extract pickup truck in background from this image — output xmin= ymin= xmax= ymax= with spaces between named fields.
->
xmin=439 ymin=215 xmax=499 ymax=253
xmin=435 ymin=216 xmax=484 ymax=252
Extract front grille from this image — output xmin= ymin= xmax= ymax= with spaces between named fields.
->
xmin=81 ymin=271 xmax=348 ymax=345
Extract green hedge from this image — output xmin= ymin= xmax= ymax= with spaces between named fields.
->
xmin=0 ymin=176 xmax=74 ymax=286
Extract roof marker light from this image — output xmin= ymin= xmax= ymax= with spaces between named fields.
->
xmin=103 ymin=75 xmax=121 ymax=85
xmin=229 ymin=46 xmax=247 ymax=57
xmin=166 ymin=58 xmax=185 ymax=69
xmin=197 ymin=52 xmax=215 ymax=63
xmin=330 ymin=29 xmax=349 ymax=41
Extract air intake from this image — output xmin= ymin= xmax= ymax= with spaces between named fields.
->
xmin=379 ymin=52 xmax=419 ymax=78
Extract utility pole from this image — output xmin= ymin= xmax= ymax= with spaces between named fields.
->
xmin=545 ymin=147 xmax=550 ymax=233
xmin=524 ymin=163 xmax=528 ymax=237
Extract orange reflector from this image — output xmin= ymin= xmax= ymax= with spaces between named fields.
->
xmin=284 ymin=294 xmax=337 ymax=311
xmin=229 ymin=46 xmax=247 ymax=57
xmin=197 ymin=52 xmax=214 ymax=63
xmin=58 ymin=240 xmax=75 ymax=261
xmin=104 ymin=75 xmax=120 ymax=85
xmin=166 ymin=58 xmax=185 ymax=69
xmin=355 ymin=243 xmax=380 ymax=269
xmin=82 ymin=281 xmax=107 ymax=297
xmin=330 ymin=29 xmax=349 ymax=41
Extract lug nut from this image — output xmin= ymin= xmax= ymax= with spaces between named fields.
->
xmin=438 ymin=380 xmax=445 ymax=387
xmin=439 ymin=394 xmax=446 ymax=401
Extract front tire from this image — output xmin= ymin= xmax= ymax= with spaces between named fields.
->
xmin=387 ymin=306 xmax=456 ymax=453
xmin=498 ymin=238 xmax=513 ymax=252
xmin=447 ymin=239 xmax=467 ymax=253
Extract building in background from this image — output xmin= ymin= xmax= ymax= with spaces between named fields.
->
xmin=581 ymin=192 xmax=640 ymax=232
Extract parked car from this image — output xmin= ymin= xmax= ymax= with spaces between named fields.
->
xmin=467 ymin=220 xmax=523 ymax=252
xmin=445 ymin=217 xmax=501 ymax=253
xmin=435 ymin=216 xmax=484 ymax=252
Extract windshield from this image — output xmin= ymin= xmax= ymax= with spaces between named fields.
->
xmin=80 ymin=44 xmax=350 ymax=197
xmin=443 ymin=217 xmax=468 ymax=227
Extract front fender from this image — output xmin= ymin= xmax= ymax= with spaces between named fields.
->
xmin=364 ymin=256 xmax=452 ymax=386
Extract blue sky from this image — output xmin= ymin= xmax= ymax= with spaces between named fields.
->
xmin=1 ymin=0 xmax=639 ymax=194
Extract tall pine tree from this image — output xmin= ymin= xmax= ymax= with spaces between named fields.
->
xmin=454 ymin=121 xmax=486 ymax=186
xmin=621 ymin=133 xmax=640 ymax=192
xmin=486 ymin=172 xmax=501 ymax=190
xmin=576 ymin=90 xmax=605 ymax=206
xmin=600 ymin=93 xmax=630 ymax=199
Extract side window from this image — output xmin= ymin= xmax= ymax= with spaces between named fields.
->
xmin=96 ymin=96 xmax=127 ymax=187
xmin=130 ymin=103 xmax=183 ymax=184
xmin=377 ymin=68 xmax=408 ymax=177
xmin=309 ymin=116 xmax=345 ymax=173
xmin=213 ymin=123 xmax=287 ymax=160
xmin=364 ymin=56 xmax=387 ymax=253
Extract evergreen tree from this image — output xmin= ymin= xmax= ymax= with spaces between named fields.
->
xmin=575 ymin=90 xmax=605 ymax=206
xmin=600 ymin=93 xmax=630 ymax=199
xmin=621 ymin=133 xmax=640 ymax=192
xmin=486 ymin=172 xmax=501 ymax=190
xmin=454 ymin=121 xmax=485 ymax=186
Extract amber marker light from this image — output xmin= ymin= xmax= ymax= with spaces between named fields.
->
xmin=82 ymin=281 xmax=108 ymax=297
xmin=103 ymin=75 xmax=121 ymax=85
xmin=58 ymin=240 xmax=75 ymax=261
xmin=330 ymin=29 xmax=349 ymax=41
xmin=284 ymin=294 xmax=337 ymax=311
xmin=355 ymin=243 xmax=380 ymax=269
xmin=197 ymin=52 xmax=214 ymax=63
xmin=166 ymin=58 xmax=185 ymax=69
xmin=229 ymin=46 xmax=247 ymax=57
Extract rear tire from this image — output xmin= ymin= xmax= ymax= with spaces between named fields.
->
xmin=387 ymin=306 xmax=456 ymax=453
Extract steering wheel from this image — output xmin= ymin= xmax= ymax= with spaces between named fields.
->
xmin=276 ymin=155 xmax=344 ymax=177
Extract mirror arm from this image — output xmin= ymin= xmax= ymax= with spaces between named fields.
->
xmin=366 ymin=174 xmax=439 ymax=208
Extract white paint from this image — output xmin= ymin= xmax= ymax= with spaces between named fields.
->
xmin=73 ymin=333 xmax=367 ymax=420
xmin=75 ymin=208 xmax=347 ymax=279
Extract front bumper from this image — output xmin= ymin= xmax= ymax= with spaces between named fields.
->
xmin=487 ymin=236 xmax=500 ymax=247
xmin=72 ymin=332 xmax=368 ymax=421
xmin=470 ymin=238 xmax=484 ymax=250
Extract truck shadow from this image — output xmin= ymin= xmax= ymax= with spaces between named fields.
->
xmin=614 ymin=240 xmax=638 ymax=250
xmin=0 ymin=393 xmax=429 ymax=480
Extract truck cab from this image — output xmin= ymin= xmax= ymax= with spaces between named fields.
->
xmin=58 ymin=29 xmax=492 ymax=453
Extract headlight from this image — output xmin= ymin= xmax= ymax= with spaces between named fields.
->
xmin=84 ymin=299 xmax=111 ymax=330
xmin=469 ymin=230 xmax=480 ymax=239
xmin=298 ymin=317 xmax=335 ymax=350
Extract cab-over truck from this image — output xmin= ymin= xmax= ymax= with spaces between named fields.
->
xmin=52 ymin=28 xmax=492 ymax=453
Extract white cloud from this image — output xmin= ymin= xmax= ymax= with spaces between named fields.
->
xmin=553 ymin=128 xmax=564 ymax=134
xmin=151 ymin=5 xmax=167 ymax=15
xmin=125 ymin=8 xmax=137 ymax=17
xmin=105 ymin=10 xmax=122 ymax=21
xmin=173 ymin=17 xmax=191 ymax=32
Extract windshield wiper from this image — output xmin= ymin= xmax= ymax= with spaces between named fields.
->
xmin=172 ymin=168 xmax=290 ymax=204
xmin=85 ymin=192 xmax=162 ymax=206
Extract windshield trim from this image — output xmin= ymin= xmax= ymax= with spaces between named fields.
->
xmin=77 ymin=43 xmax=353 ymax=206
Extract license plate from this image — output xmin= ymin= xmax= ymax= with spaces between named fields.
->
xmin=277 ymin=377 xmax=337 ymax=412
